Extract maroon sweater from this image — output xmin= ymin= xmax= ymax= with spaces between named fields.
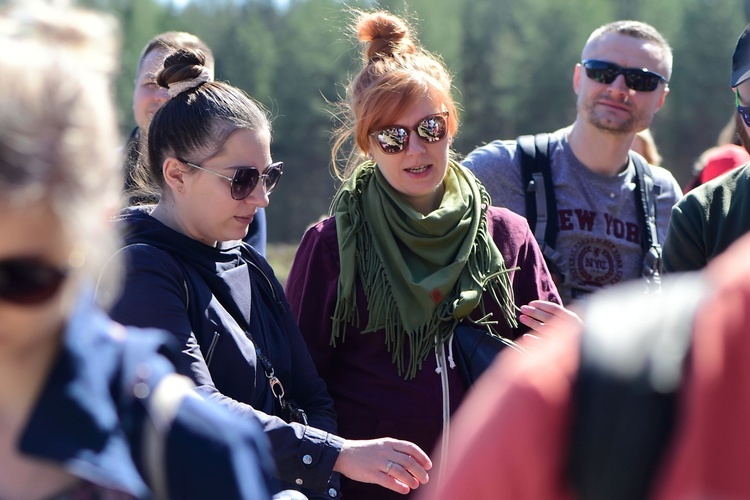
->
xmin=286 ymin=206 xmax=560 ymax=500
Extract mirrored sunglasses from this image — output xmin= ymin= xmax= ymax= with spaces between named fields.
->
xmin=735 ymin=89 xmax=750 ymax=128
xmin=179 ymin=159 xmax=284 ymax=200
xmin=0 ymin=258 xmax=68 ymax=305
xmin=582 ymin=59 xmax=668 ymax=92
xmin=369 ymin=112 xmax=449 ymax=155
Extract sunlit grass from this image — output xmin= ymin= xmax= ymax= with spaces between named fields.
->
xmin=265 ymin=243 xmax=299 ymax=288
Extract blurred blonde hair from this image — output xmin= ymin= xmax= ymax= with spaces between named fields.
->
xmin=632 ymin=129 xmax=662 ymax=166
xmin=0 ymin=3 xmax=123 ymax=303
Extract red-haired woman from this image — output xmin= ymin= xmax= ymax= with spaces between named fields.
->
xmin=286 ymin=10 xmax=563 ymax=499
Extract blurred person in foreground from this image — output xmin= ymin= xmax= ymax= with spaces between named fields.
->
xmin=423 ymin=230 xmax=750 ymax=500
xmin=285 ymin=10 xmax=561 ymax=499
xmin=124 ymin=30 xmax=267 ymax=254
xmin=663 ymin=23 xmax=750 ymax=272
xmin=0 ymin=4 xmax=273 ymax=499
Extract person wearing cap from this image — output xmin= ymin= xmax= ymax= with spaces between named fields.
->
xmin=683 ymin=113 xmax=750 ymax=192
xmin=463 ymin=20 xmax=682 ymax=305
xmin=662 ymin=23 xmax=750 ymax=273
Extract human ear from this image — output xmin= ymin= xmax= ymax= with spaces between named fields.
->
xmin=654 ymin=85 xmax=670 ymax=112
xmin=162 ymin=157 xmax=187 ymax=194
xmin=573 ymin=63 xmax=582 ymax=95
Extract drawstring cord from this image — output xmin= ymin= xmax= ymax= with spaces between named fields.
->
xmin=434 ymin=336 xmax=452 ymax=492
xmin=446 ymin=332 xmax=457 ymax=370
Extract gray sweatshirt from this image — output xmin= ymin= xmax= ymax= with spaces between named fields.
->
xmin=463 ymin=128 xmax=682 ymax=304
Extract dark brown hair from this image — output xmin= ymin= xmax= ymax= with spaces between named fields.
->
xmin=133 ymin=48 xmax=270 ymax=197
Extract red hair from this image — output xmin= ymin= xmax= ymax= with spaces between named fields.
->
xmin=332 ymin=11 xmax=459 ymax=180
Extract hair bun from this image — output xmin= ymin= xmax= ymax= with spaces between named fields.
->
xmin=357 ymin=11 xmax=415 ymax=61
xmin=157 ymin=48 xmax=209 ymax=91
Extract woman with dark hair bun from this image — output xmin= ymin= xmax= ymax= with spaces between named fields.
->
xmin=105 ymin=46 xmax=431 ymax=499
xmin=286 ymin=10 xmax=562 ymax=499
xmin=124 ymin=30 xmax=267 ymax=255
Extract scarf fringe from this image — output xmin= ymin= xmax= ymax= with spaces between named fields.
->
xmin=330 ymin=162 xmax=518 ymax=379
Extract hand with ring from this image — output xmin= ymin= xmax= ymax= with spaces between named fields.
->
xmin=386 ymin=460 xmax=395 ymax=476
xmin=333 ymin=438 xmax=432 ymax=494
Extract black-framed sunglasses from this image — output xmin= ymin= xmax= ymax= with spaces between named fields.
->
xmin=177 ymin=158 xmax=283 ymax=200
xmin=369 ymin=112 xmax=449 ymax=155
xmin=582 ymin=59 xmax=668 ymax=92
xmin=735 ymin=89 xmax=750 ymax=127
xmin=0 ymin=258 xmax=68 ymax=305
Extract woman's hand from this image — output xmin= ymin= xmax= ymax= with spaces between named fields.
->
xmin=519 ymin=300 xmax=582 ymax=339
xmin=333 ymin=438 xmax=432 ymax=494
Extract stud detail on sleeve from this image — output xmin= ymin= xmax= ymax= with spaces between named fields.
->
xmin=133 ymin=382 xmax=150 ymax=399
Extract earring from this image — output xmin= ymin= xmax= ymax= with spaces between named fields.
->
xmin=177 ymin=186 xmax=184 ymax=193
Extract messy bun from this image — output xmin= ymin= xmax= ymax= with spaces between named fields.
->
xmin=134 ymin=46 xmax=271 ymax=199
xmin=331 ymin=10 xmax=459 ymax=180
xmin=357 ymin=11 xmax=415 ymax=62
xmin=158 ymin=48 xmax=211 ymax=98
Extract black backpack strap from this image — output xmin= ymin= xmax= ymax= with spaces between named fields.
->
xmin=517 ymin=133 xmax=566 ymax=280
xmin=518 ymin=133 xmax=556 ymax=244
xmin=568 ymin=274 xmax=706 ymax=500
xmin=631 ymin=153 xmax=663 ymax=286
xmin=120 ymin=243 xmax=191 ymax=311
xmin=518 ymin=134 xmax=541 ymax=237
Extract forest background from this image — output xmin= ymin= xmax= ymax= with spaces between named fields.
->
xmin=52 ymin=0 xmax=750 ymax=276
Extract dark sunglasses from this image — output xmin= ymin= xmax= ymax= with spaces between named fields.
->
xmin=178 ymin=159 xmax=283 ymax=200
xmin=735 ymin=89 xmax=750 ymax=127
xmin=0 ymin=258 xmax=68 ymax=305
xmin=582 ymin=59 xmax=668 ymax=92
xmin=369 ymin=112 xmax=449 ymax=155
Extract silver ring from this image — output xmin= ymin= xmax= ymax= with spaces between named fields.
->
xmin=386 ymin=460 xmax=395 ymax=476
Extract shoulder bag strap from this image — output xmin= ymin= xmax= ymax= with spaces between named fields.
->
xmin=630 ymin=153 xmax=662 ymax=285
xmin=121 ymin=243 xmax=190 ymax=310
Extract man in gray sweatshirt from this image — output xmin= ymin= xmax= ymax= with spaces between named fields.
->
xmin=464 ymin=20 xmax=682 ymax=304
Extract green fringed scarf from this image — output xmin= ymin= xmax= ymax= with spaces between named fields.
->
xmin=330 ymin=160 xmax=518 ymax=379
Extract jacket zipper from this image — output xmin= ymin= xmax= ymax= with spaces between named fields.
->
xmin=246 ymin=259 xmax=284 ymax=311
xmin=205 ymin=331 xmax=220 ymax=367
